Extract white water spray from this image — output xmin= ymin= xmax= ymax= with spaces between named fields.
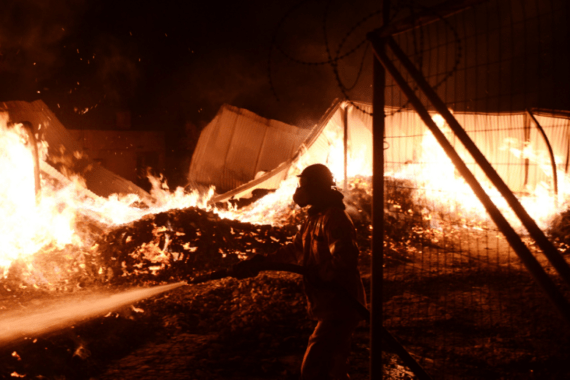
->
xmin=0 ymin=282 xmax=185 ymax=346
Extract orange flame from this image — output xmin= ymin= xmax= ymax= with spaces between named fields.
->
xmin=0 ymin=114 xmax=78 ymax=270
xmin=387 ymin=114 xmax=563 ymax=231
xmin=0 ymin=110 xmax=565 ymax=283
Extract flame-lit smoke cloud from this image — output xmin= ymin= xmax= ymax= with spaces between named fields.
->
xmin=91 ymin=34 xmax=140 ymax=106
xmin=1 ymin=0 xmax=569 ymax=132
xmin=0 ymin=0 xmax=87 ymax=98
xmin=0 ymin=0 xmax=141 ymax=112
xmin=150 ymin=0 xmax=383 ymax=130
xmin=0 ymin=0 xmax=382 ymax=128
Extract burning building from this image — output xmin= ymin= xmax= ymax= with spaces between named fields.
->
xmin=2 ymin=0 xmax=570 ymax=378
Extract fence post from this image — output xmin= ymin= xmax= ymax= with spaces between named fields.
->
xmin=524 ymin=111 xmax=531 ymax=189
xmin=344 ymin=103 xmax=349 ymax=192
xmin=371 ymin=39 xmax=385 ymax=380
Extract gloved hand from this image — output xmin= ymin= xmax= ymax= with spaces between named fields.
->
xmin=231 ymin=254 xmax=266 ymax=279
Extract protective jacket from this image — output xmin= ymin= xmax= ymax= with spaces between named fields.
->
xmin=268 ymin=190 xmax=366 ymax=321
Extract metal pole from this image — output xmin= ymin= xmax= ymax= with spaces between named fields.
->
xmin=20 ymin=121 xmax=41 ymax=203
xmin=385 ymin=35 xmax=570 ymax=291
xmin=526 ymin=108 xmax=558 ymax=197
xmin=370 ymin=29 xmax=386 ymax=380
xmin=371 ymin=0 xmax=490 ymax=38
xmin=344 ymin=103 xmax=349 ymax=192
xmin=523 ymin=112 xmax=530 ymax=189
xmin=370 ymin=2 xmax=392 ymax=378
xmin=369 ymin=36 xmax=570 ymax=324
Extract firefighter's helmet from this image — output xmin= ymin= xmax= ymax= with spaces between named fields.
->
xmin=297 ymin=164 xmax=335 ymax=188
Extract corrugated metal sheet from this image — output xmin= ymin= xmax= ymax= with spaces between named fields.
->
xmin=188 ymin=104 xmax=310 ymax=193
xmin=212 ymin=100 xmax=570 ymax=202
xmin=211 ymin=100 xmax=344 ymax=202
xmin=1 ymin=100 xmax=150 ymax=200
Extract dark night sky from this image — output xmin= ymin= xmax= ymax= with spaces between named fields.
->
xmin=2 ymin=0 xmax=567 ymax=131
xmin=0 ymin=0 xmax=385 ymax=133
xmin=2 ymin=0 xmax=566 ymax=186
xmin=0 ymin=0 xmax=396 ymax=185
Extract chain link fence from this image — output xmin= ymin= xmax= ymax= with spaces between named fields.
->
xmin=380 ymin=0 xmax=570 ymax=378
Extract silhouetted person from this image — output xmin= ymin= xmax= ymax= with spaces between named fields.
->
xmin=234 ymin=163 xmax=366 ymax=380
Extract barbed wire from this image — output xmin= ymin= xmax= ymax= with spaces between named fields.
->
xmin=267 ymin=0 xmax=393 ymax=114
xmin=325 ymin=0 xmax=403 ymax=116
xmin=268 ymin=0 xmax=384 ymax=102
xmin=267 ymin=0 xmax=313 ymax=101
xmin=267 ymin=0 xmax=463 ymax=118
xmin=344 ymin=43 xmax=370 ymax=91
xmin=321 ymin=0 xmax=390 ymax=116
xmin=345 ymin=0 xmax=463 ymax=117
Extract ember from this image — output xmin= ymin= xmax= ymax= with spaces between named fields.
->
xmin=93 ymin=206 xmax=300 ymax=286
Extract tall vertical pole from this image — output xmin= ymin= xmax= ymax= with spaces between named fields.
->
xmin=21 ymin=121 xmax=41 ymax=204
xmin=523 ymin=111 xmax=530 ymax=188
xmin=343 ymin=103 xmax=349 ymax=192
xmin=526 ymin=108 xmax=558 ymax=197
xmin=370 ymin=16 xmax=387 ymax=380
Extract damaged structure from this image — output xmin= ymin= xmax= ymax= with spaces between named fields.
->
xmin=190 ymin=99 xmax=570 ymax=203
xmin=1 ymin=100 xmax=151 ymax=201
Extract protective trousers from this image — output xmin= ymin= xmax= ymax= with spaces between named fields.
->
xmin=300 ymin=319 xmax=359 ymax=380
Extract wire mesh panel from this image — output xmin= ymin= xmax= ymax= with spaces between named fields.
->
xmin=381 ymin=0 xmax=570 ymax=377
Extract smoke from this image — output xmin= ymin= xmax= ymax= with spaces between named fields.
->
xmin=159 ymin=0 xmax=382 ymax=130
xmin=0 ymin=0 xmax=382 ymax=128
xmin=0 ymin=0 xmax=142 ymax=114
xmin=0 ymin=0 xmax=88 ymax=98
xmin=92 ymin=34 xmax=140 ymax=106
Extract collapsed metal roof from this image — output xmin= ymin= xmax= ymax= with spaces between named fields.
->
xmin=2 ymin=100 xmax=150 ymax=201
xmin=188 ymin=104 xmax=311 ymax=194
xmin=191 ymin=100 xmax=570 ymax=204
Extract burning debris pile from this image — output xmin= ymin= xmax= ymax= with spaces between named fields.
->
xmin=1 ymin=165 xmax=432 ymax=291
xmin=3 ymin=170 xmax=569 ymax=378
xmin=1 ymin=205 xmax=304 ymax=294
xmin=547 ymin=210 xmax=570 ymax=253
xmin=94 ymin=206 xmax=300 ymax=285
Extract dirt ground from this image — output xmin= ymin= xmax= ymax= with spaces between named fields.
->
xmin=4 ymin=244 xmax=570 ymax=379
xmin=1 ymin=270 xmax=415 ymax=380
xmin=4 ymin=228 xmax=570 ymax=380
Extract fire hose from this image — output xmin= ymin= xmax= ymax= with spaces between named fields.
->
xmin=187 ymin=262 xmax=432 ymax=380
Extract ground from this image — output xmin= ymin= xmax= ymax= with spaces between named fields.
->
xmin=2 ymin=266 xmax=422 ymax=380
xmin=3 ymin=185 xmax=570 ymax=379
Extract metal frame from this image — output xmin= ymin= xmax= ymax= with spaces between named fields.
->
xmin=370 ymin=37 xmax=385 ymax=380
xmin=526 ymin=108 xmax=559 ymax=196
xmin=368 ymin=34 xmax=570 ymax=325
xmin=343 ymin=104 xmax=349 ymax=192
xmin=383 ymin=35 xmax=570 ymax=290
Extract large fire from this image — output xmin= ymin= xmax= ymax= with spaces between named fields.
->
xmin=387 ymin=115 xmax=566 ymax=231
xmin=0 ymin=111 xmax=565 ymax=286
xmin=0 ymin=114 xmax=78 ymax=269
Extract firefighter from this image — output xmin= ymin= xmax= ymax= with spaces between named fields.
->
xmin=233 ymin=163 xmax=366 ymax=380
